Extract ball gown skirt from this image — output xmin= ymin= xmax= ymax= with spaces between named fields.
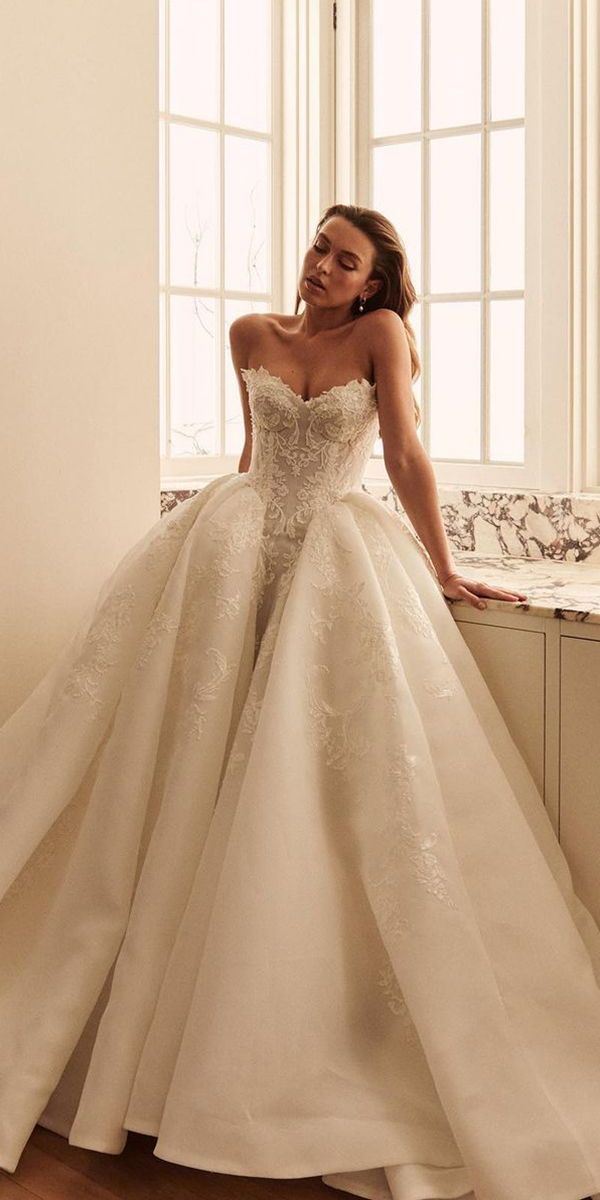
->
xmin=2 ymin=365 xmax=600 ymax=1200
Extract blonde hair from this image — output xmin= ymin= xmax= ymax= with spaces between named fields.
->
xmin=295 ymin=203 xmax=422 ymax=428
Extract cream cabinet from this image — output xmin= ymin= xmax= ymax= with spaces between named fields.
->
xmin=451 ymin=606 xmax=600 ymax=924
xmin=455 ymin=617 xmax=546 ymax=795
xmin=558 ymin=629 xmax=600 ymax=925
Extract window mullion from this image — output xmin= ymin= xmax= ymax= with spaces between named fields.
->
xmin=422 ymin=0 xmax=430 ymax=457
xmin=219 ymin=0 xmax=225 ymax=458
xmin=481 ymin=0 xmax=489 ymax=465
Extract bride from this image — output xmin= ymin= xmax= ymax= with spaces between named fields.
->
xmin=2 ymin=203 xmax=600 ymax=1200
xmin=231 ymin=206 xmax=527 ymax=613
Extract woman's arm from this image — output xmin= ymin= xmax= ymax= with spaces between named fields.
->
xmin=385 ymin=444 xmax=460 ymax=586
xmin=370 ymin=310 xmax=527 ymax=610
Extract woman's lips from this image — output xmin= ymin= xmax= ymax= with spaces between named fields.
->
xmin=306 ymin=276 xmax=325 ymax=291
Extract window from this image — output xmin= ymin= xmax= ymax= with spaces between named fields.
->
xmin=365 ymin=0 xmax=525 ymax=479
xmin=571 ymin=0 xmax=600 ymax=494
xmin=160 ymin=0 xmax=591 ymax=494
xmin=345 ymin=0 xmax=581 ymax=491
xmin=159 ymin=0 xmax=278 ymax=485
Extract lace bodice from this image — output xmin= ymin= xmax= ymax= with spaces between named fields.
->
xmin=240 ymin=365 xmax=379 ymax=541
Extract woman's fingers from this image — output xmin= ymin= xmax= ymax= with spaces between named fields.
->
xmin=476 ymin=583 xmax=528 ymax=600
xmin=446 ymin=577 xmax=529 ymax=610
xmin=456 ymin=585 xmax=488 ymax=609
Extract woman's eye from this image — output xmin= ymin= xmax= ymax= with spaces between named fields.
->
xmin=314 ymin=243 xmax=354 ymax=270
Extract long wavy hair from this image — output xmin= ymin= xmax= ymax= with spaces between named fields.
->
xmin=294 ymin=203 xmax=422 ymax=428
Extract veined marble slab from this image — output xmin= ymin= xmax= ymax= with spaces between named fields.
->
xmin=161 ymin=484 xmax=600 ymax=624
xmin=367 ymin=483 xmax=600 ymax=563
xmin=446 ymin=551 xmax=600 ymax=625
xmin=162 ymin=481 xmax=600 ymax=563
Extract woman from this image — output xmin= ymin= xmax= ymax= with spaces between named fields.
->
xmin=1 ymin=203 xmax=599 ymax=1200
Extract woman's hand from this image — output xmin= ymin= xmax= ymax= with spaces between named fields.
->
xmin=439 ymin=571 xmax=528 ymax=611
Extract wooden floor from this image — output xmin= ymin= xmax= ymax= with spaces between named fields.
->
xmin=0 ymin=1126 xmax=338 ymax=1199
xmin=1 ymin=1133 xmax=596 ymax=1200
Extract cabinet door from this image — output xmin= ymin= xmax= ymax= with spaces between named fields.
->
xmin=559 ymin=637 xmax=600 ymax=925
xmin=454 ymin=619 xmax=546 ymax=797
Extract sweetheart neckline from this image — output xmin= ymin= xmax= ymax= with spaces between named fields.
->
xmin=241 ymin=364 xmax=377 ymax=407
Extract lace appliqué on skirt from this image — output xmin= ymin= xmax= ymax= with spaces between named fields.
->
xmin=375 ymin=959 xmax=420 ymax=1044
xmin=60 ymin=585 xmax=137 ymax=721
xmin=361 ymin=745 xmax=459 ymax=943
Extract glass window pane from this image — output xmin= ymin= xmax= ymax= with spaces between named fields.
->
xmin=159 ymin=0 xmax=166 ymax=112
xmin=489 ymin=127 xmax=524 ymax=291
xmin=224 ymin=299 xmax=270 ymax=456
xmin=169 ymin=0 xmax=219 ymax=121
xmin=159 ymin=119 xmax=166 ymax=288
xmin=169 ymin=295 xmax=217 ymax=458
xmin=159 ymin=292 xmax=167 ymax=458
xmin=430 ymin=302 xmax=481 ymax=459
xmin=489 ymin=299 xmax=524 ymax=462
xmin=430 ymin=133 xmax=481 ymax=293
xmin=372 ymin=0 xmax=421 ymax=139
xmin=169 ymin=125 xmax=219 ymax=289
xmin=430 ymin=0 xmax=481 ymax=129
xmin=373 ymin=141 xmax=422 ymax=295
xmin=224 ymin=0 xmax=271 ymax=133
xmin=225 ymin=135 xmax=270 ymax=293
xmin=490 ymin=0 xmax=525 ymax=121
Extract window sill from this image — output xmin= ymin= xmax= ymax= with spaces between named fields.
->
xmin=160 ymin=478 xmax=600 ymax=564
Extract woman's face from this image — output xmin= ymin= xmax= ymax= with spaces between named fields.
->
xmin=299 ymin=215 xmax=378 ymax=312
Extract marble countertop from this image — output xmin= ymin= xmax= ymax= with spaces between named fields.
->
xmin=445 ymin=551 xmax=600 ymax=625
xmin=161 ymin=484 xmax=600 ymax=625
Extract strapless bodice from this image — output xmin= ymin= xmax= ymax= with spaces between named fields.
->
xmin=240 ymin=365 xmax=379 ymax=542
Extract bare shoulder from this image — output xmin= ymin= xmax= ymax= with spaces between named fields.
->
xmin=351 ymin=309 xmax=406 ymax=372
xmin=229 ymin=312 xmax=266 ymax=352
xmin=367 ymin=310 xmax=411 ymax=372
xmin=229 ymin=312 xmax=287 ymax=336
xmin=229 ymin=312 xmax=287 ymax=363
xmin=365 ymin=308 xmax=408 ymax=344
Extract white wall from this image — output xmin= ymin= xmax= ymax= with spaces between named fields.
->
xmin=0 ymin=1 xmax=158 ymax=720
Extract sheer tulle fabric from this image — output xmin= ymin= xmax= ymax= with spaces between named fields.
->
xmin=1 ymin=367 xmax=600 ymax=1200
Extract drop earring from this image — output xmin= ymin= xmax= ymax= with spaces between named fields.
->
xmin=358 ymin=295 xmax=366 ymax=314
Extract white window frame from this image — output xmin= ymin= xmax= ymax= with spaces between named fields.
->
xmin=571 ymin=0 xmax=600 ymax=493
xmin=333 ymin=0 xmax=600 ymax=494
xmin=160 ymin=0 xmax=334 ymax=490
xmin=162 ymin=0 xmax=599 ymax=496
xmin=336 ymin=0 xmax=580 ymax=492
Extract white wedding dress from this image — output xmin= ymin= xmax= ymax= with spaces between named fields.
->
xmin=2 ymin=362 xmax=600 ymax=1200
